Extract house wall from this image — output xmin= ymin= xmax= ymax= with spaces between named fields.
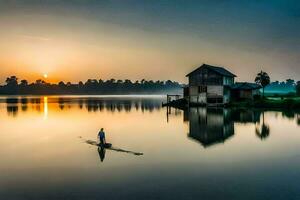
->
xmin=240 ymin=90 xmax=252 ymax=99
xmin=207 ymin=86 xmax=223 ymax=97
xmin=187 ymin=66 xmax=235 ymax=104
xmin=189 ymin=85 xmax=225 ymax=104
xmin=189 ymin=86 xmax=206 ymax=104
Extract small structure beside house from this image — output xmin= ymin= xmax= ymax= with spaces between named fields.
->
xmin=230 ymin=82 xmax=261 ymax=101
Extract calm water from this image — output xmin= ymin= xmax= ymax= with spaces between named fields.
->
xmin=1 ymin=96 xmax=300 ymax=200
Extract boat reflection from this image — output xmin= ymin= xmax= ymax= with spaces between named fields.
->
xmin=84 ymin=139 xmax=143 ymax=163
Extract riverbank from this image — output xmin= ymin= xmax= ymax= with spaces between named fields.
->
xmin=229 ymin=97 xmax=300 ymax=109
xmin=163 ymin=97 xmax=300 ymax=110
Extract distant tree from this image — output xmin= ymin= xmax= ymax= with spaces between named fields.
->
xmin=296 ymin=81 xmax=300 ymax=96
xmin=0 ymin=76 xmax=182 ymax=95
xmin=19 ymin=79 xmax=28 ymax=87
xmin=124 ymin=79 xmax=132 ymax=84
xmin=78 ymin=81 xmax=84 ymax=87
xmin=58 ymin=81 xmax=66 ymax=87
xmin=286 ymin=79 xmax=295 ymax=86
xmin=5 ymin=76 xmax=18 ymax=87
xmin=35 ymin=79 xmax=45 ymax=85
xmin=98 ymin=79 xmax=104 ymax=84
xmin=109 ymin=79 xmax=116 ymax=84
xmin=255 ymin=70 xmax=270 ymax=98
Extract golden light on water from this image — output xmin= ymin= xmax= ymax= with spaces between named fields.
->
xmin=43 ymin=96 xmax=48 ymax=120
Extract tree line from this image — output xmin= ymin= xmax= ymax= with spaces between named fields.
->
xmin=265 ymin=79 xmax=300 ymax=94
xmin=254 ymin=71 xmax=300 ymax=96
xmin=0 ymin=76 xmax=183 ymax=95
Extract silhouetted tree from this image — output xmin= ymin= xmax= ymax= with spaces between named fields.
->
xmin=286 ymin=79 xmax=295 ymax=86
xmin=58 ymin=81 xmax=65 ymax=87
xmin=78 ymin=81 xmax=84 ymax=87
xmin=6 ymin=76 xmax=18 ymax=86
xmin=0 ymin=76 xmax=182 ymax=95
xmin=35 ymin=79 xmax=45 ymax=85
xmin=20 ymin=80 xmax=28 ymax=87
xmin=255 ymin=70 xmax=270 ymax=98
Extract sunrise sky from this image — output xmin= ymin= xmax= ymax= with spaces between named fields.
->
xmin=0 ymin=0 xmax=299 ymax=84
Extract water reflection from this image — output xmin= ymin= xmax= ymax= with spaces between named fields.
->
xmin=186 ymin=108 xmax=234 ymax=147
xmin=3 ymin=96 xmax=163 ymax=117
xmin=255 ymin=112 xmax=270 ymax=140
xmin=98 ymin=146 xmax=106 ymax=162
xmin=168 ymin=107 xmax=300 ymax=147
xmin=1 ymin=96 xmax=300 ymax=199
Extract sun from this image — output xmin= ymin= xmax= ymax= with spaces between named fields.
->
xmin=43 ymin=74 xmax=48 ymax=78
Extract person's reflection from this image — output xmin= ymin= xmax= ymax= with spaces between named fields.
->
xmin=98 ymin=146 xmax=106 ymax=162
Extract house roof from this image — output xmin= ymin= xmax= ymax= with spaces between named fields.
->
xmin=230 ymin=82 xmax=262 ymax=90
xmin=186 ymin=64 xmax=236 ymax=77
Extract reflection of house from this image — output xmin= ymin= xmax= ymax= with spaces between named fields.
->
xmin=231 ymin=109 xmax=261 ymax=124
xmin=184 ymin=64 xmax=261 ymax=105
xmin=187 ymin=108 xmax=234 ymax=147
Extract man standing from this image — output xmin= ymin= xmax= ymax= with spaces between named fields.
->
xmin=98 ymin=128 xmax=106 ymax=145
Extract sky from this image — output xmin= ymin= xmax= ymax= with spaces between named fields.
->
xmin=0 ymin=0 xmax=299 ymax=84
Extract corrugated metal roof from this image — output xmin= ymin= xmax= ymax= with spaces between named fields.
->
xmin=186 ymin=64 xmax=236 ymax=77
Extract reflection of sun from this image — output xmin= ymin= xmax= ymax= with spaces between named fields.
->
xmin=43 ymin=74 xmax=48 ymax=78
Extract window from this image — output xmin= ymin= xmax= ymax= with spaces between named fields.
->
xmin=198 ymin=86 xmax=207 ymax=93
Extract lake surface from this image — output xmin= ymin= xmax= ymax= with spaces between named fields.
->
xmin=1 ymin=95 xmax=300 ymax=200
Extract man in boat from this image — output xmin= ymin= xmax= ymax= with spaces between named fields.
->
xmin=98 ymin=128 xmax=106 ymax=145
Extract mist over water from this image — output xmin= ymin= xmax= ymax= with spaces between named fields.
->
xmin=0 ymin=95 xmax=300 ymax=200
